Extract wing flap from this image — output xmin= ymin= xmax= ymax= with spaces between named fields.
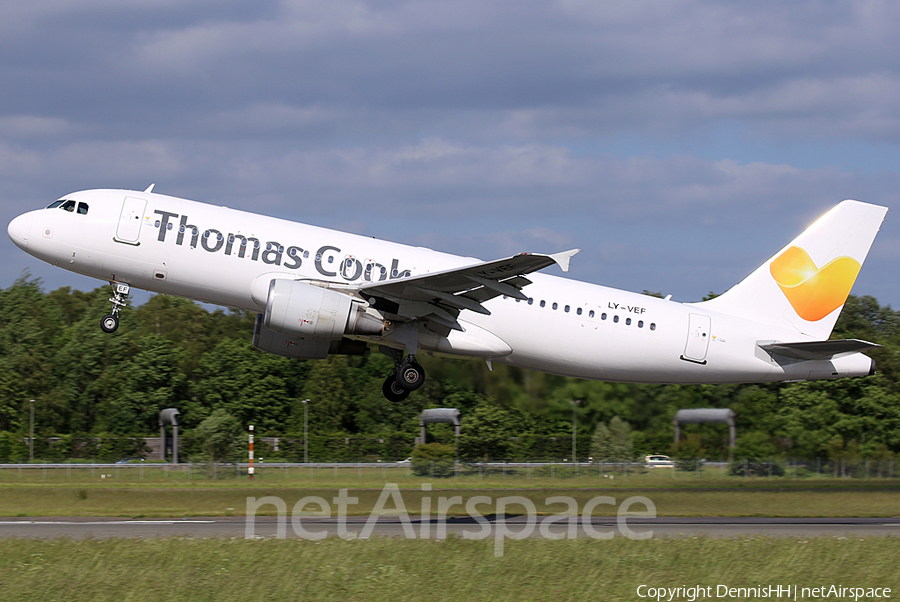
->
xmin=410 ymin=285 xmax=491 ymax=315
xmin=464 ymin=274 xmax=530 ymax=301
xmin=464 ymin=276 xmax=533 ymax=303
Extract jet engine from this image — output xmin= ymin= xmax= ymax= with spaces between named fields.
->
xmin=264 ymin=279 xmax=385 ymax=340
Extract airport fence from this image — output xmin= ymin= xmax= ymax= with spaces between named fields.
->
xmin=0 ymin=432 xmax=597 ymax=464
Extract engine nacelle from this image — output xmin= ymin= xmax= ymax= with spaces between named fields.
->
xmin=264 ymin=279 xmax=385 ymax=340
xmin=253 ymin=314 xmax=368 ymax=359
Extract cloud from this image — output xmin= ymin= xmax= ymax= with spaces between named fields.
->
xmin=0 ymin=116 xmax=75 ymax=138
xmin=3 ymin=0 xmax=900 ymax=143
xmin=0 ymin=0 xmax=898 ymax=305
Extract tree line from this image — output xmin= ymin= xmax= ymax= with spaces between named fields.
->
xmin=1 ymin=275 xmax=898 ymax=463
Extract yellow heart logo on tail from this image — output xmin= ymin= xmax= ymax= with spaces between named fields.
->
xmin=770 ymin=246 xmax=860 ymax=322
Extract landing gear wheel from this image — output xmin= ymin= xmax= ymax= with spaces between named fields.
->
xmin=395 ymin=361 xmax=425 ymax=391
xmin=100 ymin=314 xmax=119 ymax=333
xmin=382 ymin=375 xmax=411 ymax=401
xmin=101 ymin=283 xmax=129 ymax=334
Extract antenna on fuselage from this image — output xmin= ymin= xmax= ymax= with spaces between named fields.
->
xmin=144 ymin=183 xmax=155 ymax=193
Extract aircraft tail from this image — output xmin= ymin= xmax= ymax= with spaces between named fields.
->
xmin=696 ymin=200 xmax=888 ymax=340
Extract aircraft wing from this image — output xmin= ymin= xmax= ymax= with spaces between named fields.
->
xmin=357 ymin=249 xmax=580 ymax=331
xmin=758 ymin=339 xmax=881 ymax=361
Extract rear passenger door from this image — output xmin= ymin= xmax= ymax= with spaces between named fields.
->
xmin=681 ymin=313 xmax=711 ymax=364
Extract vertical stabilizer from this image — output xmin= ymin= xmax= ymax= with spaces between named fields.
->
xmin=697 ymin=200 xmax=887 ymax=340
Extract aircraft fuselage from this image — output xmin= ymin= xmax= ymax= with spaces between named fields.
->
xmin=7 ymin=189 xmax=879 ymax=388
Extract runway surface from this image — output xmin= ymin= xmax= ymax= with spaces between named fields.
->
xmin=1 ymin=516 xmax=898 ymax=539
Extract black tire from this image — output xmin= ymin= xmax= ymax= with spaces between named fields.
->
xmin=395 ymin=361 xmax=425 ymax=391
xmin=382 ymin=375 xmax=411 ymax=401
xmin=100 ymin=314 xmax=119 ymax=333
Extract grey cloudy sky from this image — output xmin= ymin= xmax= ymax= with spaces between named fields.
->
xmin=2 ymin=0 xmax=899 ymax=306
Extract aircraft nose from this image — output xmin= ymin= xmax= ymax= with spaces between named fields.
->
xmin=7 ymin=212 xmax=32 ymax=250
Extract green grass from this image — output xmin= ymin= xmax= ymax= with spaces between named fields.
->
xmin=2 ymin=466 xmax=899 ymax=517
xmin=0 ymin=536 xmax=896 ymax=601
xmin=1 ymin=486 xmax=899 ymax=518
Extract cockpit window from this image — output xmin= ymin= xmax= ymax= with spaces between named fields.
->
xmin=60 ymin=200 xmax=76 ymax=212
xmin=47 ymin=200 xmax=65 ymax=209
xmin=77 ymin=202 xmax=89 ymax=215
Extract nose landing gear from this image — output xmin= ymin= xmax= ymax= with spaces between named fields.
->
xmin=100 ymin=283 xmax=130 ymax=333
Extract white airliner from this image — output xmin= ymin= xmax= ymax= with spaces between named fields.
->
xmin=6 ymin=187 xmax=888 ymax=400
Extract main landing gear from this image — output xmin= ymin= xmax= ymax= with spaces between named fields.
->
xmin=381 ymin=347 xmax=426 ymax=401
xmin=100 ymin=283 xmax=130 ymax=333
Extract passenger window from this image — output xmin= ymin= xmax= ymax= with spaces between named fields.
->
xmin=626 ymin=318 xmax=632 ymax=326
xmin=564 ymin=305 xmax=570 ymax=313
xmin=552 ymin=302 xmax=558 ymax=310
xmin=528 ymin=298 xmax=534 ymax=305
xmin=650 ymin=323 xmax=657 ymax=331
xmin=47 ymin=200 xmax=65 ymax=209
xmin=77 ymin=203 xmax=89 ymax=215
xmin=613 ymin=315 xmax=620 ymax=323
xmin=576 ymin=307 xmax=582 ymax=315
xmin=638 ymin=320 xmax=644 ymax=328
xmin=60 ymin=200 xmax=76 ymax=212
xmin=589 ymin=310 xmax=595 ymax=318
xmin=540 ymin=300 xmax=546 ymax=308
xmin=601 ymin=312 xmax=607 ymax=320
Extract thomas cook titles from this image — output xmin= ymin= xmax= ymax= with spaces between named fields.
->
xmin=152 ymin=210 xmax=411 ymax=283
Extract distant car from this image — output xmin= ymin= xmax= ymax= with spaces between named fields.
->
xmin=115 ymin=458 xmax=141 ymax=464
xmin=396 ymin=457 xmax=412 ymax=464
xmin=644 ymin=454 xmax=675 ymax=468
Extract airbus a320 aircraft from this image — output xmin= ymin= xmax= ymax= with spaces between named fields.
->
xmin=6 ymin=187 xmax=888 ymax=400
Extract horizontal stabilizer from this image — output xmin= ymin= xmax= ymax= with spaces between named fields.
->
xmin=758 ymin=339 xmax=880 ymax=361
